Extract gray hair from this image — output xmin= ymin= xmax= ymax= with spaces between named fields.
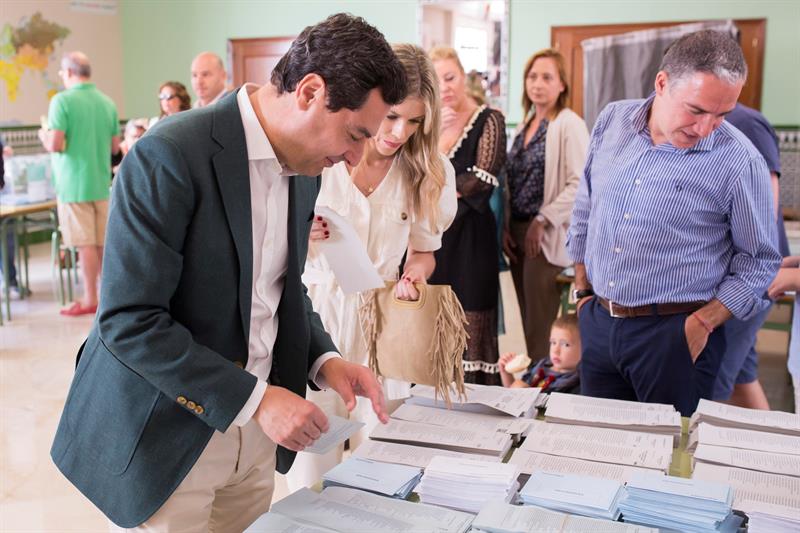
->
xmin=660 ymin=30 xmax=747 ymax=86
xmin=62 ymin=51 xmax=92 ymax=78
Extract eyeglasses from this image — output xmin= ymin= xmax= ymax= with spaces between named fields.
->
xmin=158 ymin=93 xmax=178 ymax=101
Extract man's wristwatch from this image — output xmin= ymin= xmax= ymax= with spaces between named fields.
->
xmin=572 ymin=288 xmax=594 ymax=300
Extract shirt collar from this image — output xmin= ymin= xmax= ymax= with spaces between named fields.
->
xmin=237 ymin=84 xmax=289 ymax=174
xmin=630 ymin=92 xmax=716 ymax=153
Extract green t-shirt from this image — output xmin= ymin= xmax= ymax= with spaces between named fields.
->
xmin=48 ymin=82 xmax=118 ymax=203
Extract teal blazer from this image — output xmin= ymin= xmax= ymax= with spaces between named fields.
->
xmin=50 ymin=92 xmax=337 ymax=527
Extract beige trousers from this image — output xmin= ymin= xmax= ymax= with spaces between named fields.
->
xmin=109 ymin=419 xmax=277 ymax=533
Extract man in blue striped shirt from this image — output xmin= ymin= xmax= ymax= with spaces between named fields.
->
xmin=567 ymin=30 xmax=781 ymax=416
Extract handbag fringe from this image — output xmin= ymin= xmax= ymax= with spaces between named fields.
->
xmin=358 ymin=286 xmax=468 ymax=408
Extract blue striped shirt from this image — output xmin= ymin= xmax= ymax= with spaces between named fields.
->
xmin=567 ymin=95 xmax=780 ymax=320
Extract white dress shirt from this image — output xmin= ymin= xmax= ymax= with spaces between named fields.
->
xmin=193 ymin=87 xmax=227 ymax=108
xmin=232 ymin=84 xmax=339 ymax=427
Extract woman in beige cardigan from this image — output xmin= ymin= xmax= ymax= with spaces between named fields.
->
xmin=503 ymin=48 xmax=589 ymax=358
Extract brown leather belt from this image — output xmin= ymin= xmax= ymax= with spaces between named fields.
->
xmin=597 ymin=297 xmax=705 ymax=318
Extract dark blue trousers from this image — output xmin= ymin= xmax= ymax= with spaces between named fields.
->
xmin=578 ymin=297 xmax=726 ymax=416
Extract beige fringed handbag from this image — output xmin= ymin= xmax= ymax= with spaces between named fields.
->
xmin=359 ymin=281 xmax=468 ymax=406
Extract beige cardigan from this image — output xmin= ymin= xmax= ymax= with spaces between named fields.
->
xmin=510 ymin=108 xmax=589 ymax=267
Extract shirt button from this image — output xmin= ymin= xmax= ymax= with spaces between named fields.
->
xmin=623 ymin=213 xmax=631 ymax=220
xmin=609 ymin=281 xmax=615 ymax=287
xmin=614 ymin=247 xmax=621 ymax=254
xmin=634 ymin=179 xmax=641 ymax=185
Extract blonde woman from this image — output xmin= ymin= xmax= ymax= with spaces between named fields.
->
xmin=285 ymin=44 xmax=457 ymax=490
xmin=429 ymin=45 xmax=507 ymax=385
xmin=502 ymin=48 xmax=589 ymax=359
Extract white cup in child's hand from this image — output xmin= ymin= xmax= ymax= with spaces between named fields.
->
xmin=504 ymin=353 xmax=531 ymax=374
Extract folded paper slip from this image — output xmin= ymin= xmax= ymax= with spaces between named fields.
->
xmin=519 ymin=470 xmax=625 ymax=521
xmin=322 ymin=456 xmax=422 ymax=498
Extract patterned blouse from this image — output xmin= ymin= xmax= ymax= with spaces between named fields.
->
xmin=507 ymin=118 xmax=548 ymax=219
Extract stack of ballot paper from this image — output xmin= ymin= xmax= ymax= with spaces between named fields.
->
xmin=742 ymin=501 xmax=800 ymax=533
xmin=416 ymin=456 xmax=520 ymax=514
xmin=514 ymin=420 xmax=673 ymax=472
xmin=251 ymin=486 xmax=474 ymax=533
xmin=619 ymin=471 xmax=740 ymax=533
xmin=408 ymin=383 xmax=540 ymax=417
xmin=353 ymin=440 xmax=500 ymax=469
xmin=472 ymin=501 xmax=657 ymax=533
xmin=689 ymin=399 xmax=800 ymax=436
xmin=691 ymin=463 xmax=800 ymax=530
xmin=544 ymin=393 xmax=681 ymax=442
xmin=518 ymin=471 xmax=625 ymax=520
xmin=509 ymin=448 xmax=661 ymax=482
xmin=369 ymin=418 xmax=514 ymax=457
xmin=390 ymin=403 xmax=534 ymax=439
xmin=321 ymin=456 xmax=422 ymax=499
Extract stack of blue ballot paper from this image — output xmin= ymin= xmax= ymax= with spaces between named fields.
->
xmin=620 ymin=472 xmax=742 ymax=532
xmin=518 ymin=471 xmax=625 ymax=520
xmin=321 ymin=456 xmax=422 ymax=499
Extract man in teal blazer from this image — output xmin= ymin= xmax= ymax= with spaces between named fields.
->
xmin=51 ymin=14 xmax=407 ymax=530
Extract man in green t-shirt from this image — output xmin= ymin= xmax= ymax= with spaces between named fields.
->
xmin=39 ymin=51 xmax=120 ymax=316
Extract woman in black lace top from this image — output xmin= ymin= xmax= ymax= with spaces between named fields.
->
xmin=428 ymin=46 xmax=507 ymax=385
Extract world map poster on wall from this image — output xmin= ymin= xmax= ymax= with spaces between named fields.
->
xmin=0 ymin=12 xmax=69 ymax=122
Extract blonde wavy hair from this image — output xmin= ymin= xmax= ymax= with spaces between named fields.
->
xmin=393 ymin=43 xmax=446 ymax=231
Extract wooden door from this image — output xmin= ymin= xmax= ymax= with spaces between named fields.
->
xmin=228 ymin=37 xmax=295 ymax=87
xmin=551 ymin=19 xmax=766 ymax=117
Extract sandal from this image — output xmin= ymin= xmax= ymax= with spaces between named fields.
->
xmin=60 ymin=302 xmax=98 ymax=317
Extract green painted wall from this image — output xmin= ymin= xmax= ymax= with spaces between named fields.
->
xmin=507 ymin=0 xmax=800 ymax=125
xmin=121 ymin=0 xmax=800 ymax=125
xmin=120 ymin=0 xmax=419 ymax=118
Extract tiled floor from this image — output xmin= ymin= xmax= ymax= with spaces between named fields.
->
xmin=0 ymin=242 xmax=794 ymax=531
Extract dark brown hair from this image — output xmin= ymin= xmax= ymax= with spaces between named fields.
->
xmin=158 ymin=81 xmax=191 ymax=117
xmin=270 ymin=13 xmax=407 ymax=111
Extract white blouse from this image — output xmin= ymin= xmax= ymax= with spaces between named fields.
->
xmin=302 ymin=154 xmax=457 ymax=397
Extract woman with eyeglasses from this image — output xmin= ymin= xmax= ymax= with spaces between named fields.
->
xmin=157 ymin=81 xmax=191 ymax=118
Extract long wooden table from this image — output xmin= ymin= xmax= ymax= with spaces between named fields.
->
xmin=0 ymin=199 xmax=58 ymax=321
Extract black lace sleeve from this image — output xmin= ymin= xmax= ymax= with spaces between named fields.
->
xmin=457 ymin=109 xmax=507 ymax=212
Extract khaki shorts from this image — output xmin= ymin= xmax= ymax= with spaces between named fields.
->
xmin=58 ymin=200 xmax=109 ymax=247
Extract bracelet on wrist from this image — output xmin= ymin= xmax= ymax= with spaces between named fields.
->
xmin=691 ymin=313 xmax=714 ymax=334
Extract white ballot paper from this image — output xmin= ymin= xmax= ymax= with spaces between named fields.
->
xmin=509 ymin=448 xmax=662 ymax=481
xmin=390 ymin=404 xmax=534 ymax=436
xmin=313 ymin=206 xmax=383 ymax=294
xmin=544 ymin=393 xmax=681 ymax=440
xmin=473 ymin=501 xmax=657 ymax=533
xmin=369 ymin=418 xmax=513 ymax=456
xmin=246 ymin=512 xmax=338 ymax=533
xmin=408 ymin=383 xmax=539 ymax=417
xmin=691 ymin=462 xmax=800 ymax=511
xmin=693 ymin=444 xmax=800 ymax=477
xmin=518 ymin=421 xmax=673 ymax=471
xmin=270 ymin=487 xmax=474 ymax=533
xmin=304 ymin=414 xmax=364 ymax=455
xmin=688 ymin=423 xmax=800 ymax=455
xmin=690 ymin=399 xmax=800 ymax=436
xmin=353 ymin=440 xmax=500 ymax=469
